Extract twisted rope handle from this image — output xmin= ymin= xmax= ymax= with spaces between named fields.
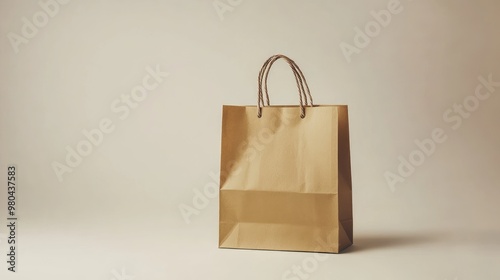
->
xmin=257 ymin=54 xmax=314 ymax=118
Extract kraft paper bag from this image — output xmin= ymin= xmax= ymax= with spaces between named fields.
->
xmin=219 ymin=54 xmax=353 ymax=253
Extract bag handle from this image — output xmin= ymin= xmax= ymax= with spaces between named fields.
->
xmin=257 ymin=54 xmax=314 ymax=118
xmin=258 ymin=54 xmax=313 ymax=118
xmin=258 ymin=55 xmax=311 ymax=108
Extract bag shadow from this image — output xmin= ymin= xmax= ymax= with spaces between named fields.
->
xmin=342 ymin=231 xmax=447 ymax=253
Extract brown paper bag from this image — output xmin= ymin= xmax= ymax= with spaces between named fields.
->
xmin=219 ymin=54 xmax=352 ymax=253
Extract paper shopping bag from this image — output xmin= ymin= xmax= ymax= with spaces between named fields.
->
xmin=218 ymin=54 xmax=353 ymax=253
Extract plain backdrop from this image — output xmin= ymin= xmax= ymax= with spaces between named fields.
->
xmin=0 ymin=0 xmax=499 ymax=279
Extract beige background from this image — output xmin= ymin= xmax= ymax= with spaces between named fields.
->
xmin=1 ymin=0 xmax=499 ymax=279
